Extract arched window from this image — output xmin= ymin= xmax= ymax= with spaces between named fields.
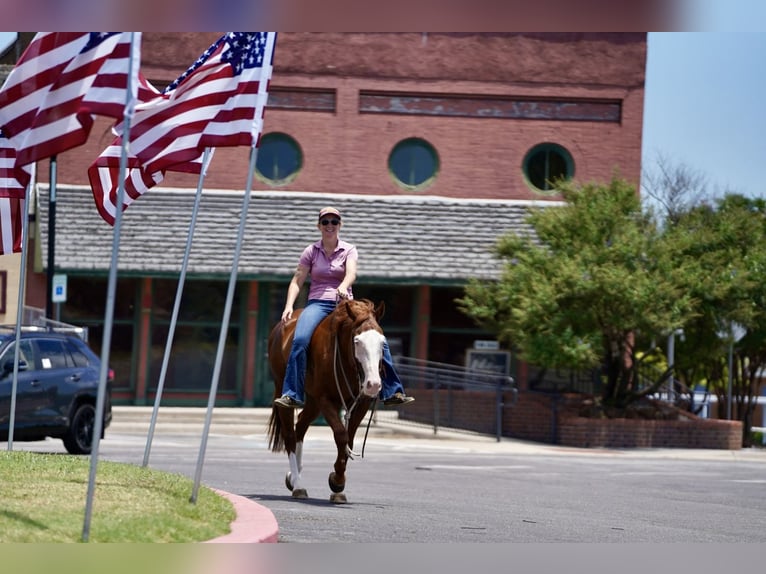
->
xmin=388 ymin=137 xmax=439 ymax=190
xmin=255 ymin=132 xmax=302 ymax=185
xmin=522 ymin=143 xmax=574 ymax=193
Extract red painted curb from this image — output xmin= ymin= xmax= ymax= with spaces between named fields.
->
xmin=205 ymin=489 xmax=279 ymax=543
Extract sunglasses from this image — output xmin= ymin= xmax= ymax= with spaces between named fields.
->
xmin=320 ymin=219 xmax=340 ymax=226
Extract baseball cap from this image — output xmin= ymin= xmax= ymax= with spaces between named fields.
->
xmin=318 ymin=206 xmax=341 ymax=221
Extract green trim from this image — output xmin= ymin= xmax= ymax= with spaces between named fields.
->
xmin=254 ymin=131 xmax=303 ymax=185
xmin=388 ymin=137 xmax=439 ymax=191
xmin=55 ymin=269 xmax=472 ymax=287
xmin=522 ymin=142 xmax=575 ymax=194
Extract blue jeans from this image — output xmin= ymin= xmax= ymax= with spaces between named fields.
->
xmin=280 ymin=299 xmax=405 ymax=402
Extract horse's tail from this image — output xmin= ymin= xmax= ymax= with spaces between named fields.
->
xmin=267 ymin=406 xmax=286 ymax=452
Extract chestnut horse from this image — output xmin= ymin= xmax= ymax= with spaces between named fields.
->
xmin=267 ymin=298 xmax=386 ymax=503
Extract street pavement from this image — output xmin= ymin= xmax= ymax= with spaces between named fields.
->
xmin=6 ymin=406 xmax=766 ymax=543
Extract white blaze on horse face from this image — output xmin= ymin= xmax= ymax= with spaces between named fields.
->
xmin=354 ymin=330 xmax=384 ymax=397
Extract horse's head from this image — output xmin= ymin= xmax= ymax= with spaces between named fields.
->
xmin=337 ymin=299 xmax=386 ymax=399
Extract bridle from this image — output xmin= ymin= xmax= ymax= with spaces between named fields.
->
xmin=331 ymin=304 xmax=382 ymax=457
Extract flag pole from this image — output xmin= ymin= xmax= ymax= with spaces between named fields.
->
xmin=142 ymin=147 xmax=214 ymax=467
xmin=7 ymin=166 xmax=34 ymax=451
xmin=190 ymin=143 xmax=260 ymax=503
xmin=81 ymin=32 xmax=140 ymax=543
xmin=189 ymin=31 xmax=275 ymax=503
xmin=46 ymin=156 xmax=56 ymax=318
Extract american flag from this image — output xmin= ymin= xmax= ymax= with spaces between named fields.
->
xmin=0 ymin=131 xmax=31 ymax=255
xmin=0 ymin=131 xmax=31 ymax=199
xmin=0 ymin=32 xmax=141 ymax=166
xmin=0 ymin=196 xmax=26 ymax=255
xmin=89 ymin=32 xmax=276 ymax=225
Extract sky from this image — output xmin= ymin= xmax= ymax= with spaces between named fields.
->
xmin=1 ymin=28 xmax=764 ymax=200
xmin=642 ymin=31 xmax=766 ymax=199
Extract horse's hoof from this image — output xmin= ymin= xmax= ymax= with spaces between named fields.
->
xmin=292 ymin=488 xmax=308 ymax=499
xmin=285 ymin=472 xmax=294 ymax=492
xmin=328 ymin=471 xmax=345 ymax=493
xmin=330 ymin=492 xmax=347 ymax=504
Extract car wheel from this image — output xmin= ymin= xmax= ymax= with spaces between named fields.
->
xmin=62 ymin=403 xmax=96 ymax=455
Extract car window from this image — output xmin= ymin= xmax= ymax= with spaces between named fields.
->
xmin=35 ymin=339 xmax=73 ymax=369
xmin=0 ymin=340 xmax=35 ymax=368
xmin=65 ymin=339 xmax=91 ymax=368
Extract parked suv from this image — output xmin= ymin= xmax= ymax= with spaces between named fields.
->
xmin=0 ymin=328 xmax=113 ymax=454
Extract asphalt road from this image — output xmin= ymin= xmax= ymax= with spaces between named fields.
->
xmin=8 ymin=426 xmax=766 ymax=543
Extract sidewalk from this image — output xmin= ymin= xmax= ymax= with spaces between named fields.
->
xmin=110 ymin=405 xmax=766 ymax=544
xmin=111 ymin=405 xmax=766 ymax=461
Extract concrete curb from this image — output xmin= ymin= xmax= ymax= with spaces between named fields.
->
xmin=205 ymin=489 xmax=279 ymax=544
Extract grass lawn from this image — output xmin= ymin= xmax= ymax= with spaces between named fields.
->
xmin=0 ymin=450 xmax=235 ymax=543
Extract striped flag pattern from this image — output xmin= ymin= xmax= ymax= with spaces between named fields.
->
xmin=0 ymin=132 xmax=31 ymax=255
xmin=0 ymin=131 xmax=31 ymax=199
xmin=0 ymin=32 xmax=141 ymax=166
xmin=89 ymin=32 xmax=276 ymax=225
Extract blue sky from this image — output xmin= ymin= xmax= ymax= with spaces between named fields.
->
xmin=642 ymin=31 xmax=766 ymax=199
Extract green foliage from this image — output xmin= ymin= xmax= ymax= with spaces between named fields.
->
xmin=459 ymin=179 xmax=766 ymax=435
xmin=458 ymin=177 xmax=696 ymax=407
xmin=663 ymin=194 xmax=766 ymax=440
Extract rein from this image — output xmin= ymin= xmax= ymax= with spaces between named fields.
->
xmin=331 ymin=307 xmax=379 ymax=458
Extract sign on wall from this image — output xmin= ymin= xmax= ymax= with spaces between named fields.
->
xmin=465 ymin=349 xmax=511 ymax=376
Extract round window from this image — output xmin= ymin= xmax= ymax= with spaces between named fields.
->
xmin=522 ymin=143 xmax=574 ymax=193
xmin=388 ymin=137 xmax=439 ymax=190
xmin=255 ymin=132 xmax=302 ymax=185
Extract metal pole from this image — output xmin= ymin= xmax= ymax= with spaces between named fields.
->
xmin=82 ymin=32 xmax=140 ymax=543
xmin=667 ymin=331 xmax=675 ymax=403
xmin=46 ymin=156 xmax=56 ymax=318
xmin=190 ymin=145 xmax=258 ymax=504
xmin=727 ymin=340 xmax=733 ymax=420
xmin=432 ymin=372 xmax=440 ymax=436
xmin=8 ymin=180 xmax=32 ymax=451
xmin=143 ymin=148 xmax=212 ymax=468
xmin=495 ymin=379 xmax=503 ymax=442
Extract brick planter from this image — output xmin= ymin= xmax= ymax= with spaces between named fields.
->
xmin=557 ymin=415 xmax=742 ymax=449
xmin=398 ymin=389 xmax=743 ymax=449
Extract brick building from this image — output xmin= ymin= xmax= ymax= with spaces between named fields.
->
xmin=0 ymin=33 xmax=647 ymax=406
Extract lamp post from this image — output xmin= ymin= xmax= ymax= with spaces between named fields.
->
xmin=720 ymin=322 xmax=746 ymax=420
xmin=666 ymin=328 xmax=684 ymax=403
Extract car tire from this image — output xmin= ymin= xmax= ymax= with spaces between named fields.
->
xmin=62 ymin=403 xmax=96 ymax=455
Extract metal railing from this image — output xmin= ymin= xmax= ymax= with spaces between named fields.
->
xmin=389 ymin=356 xmax=517 ymax=441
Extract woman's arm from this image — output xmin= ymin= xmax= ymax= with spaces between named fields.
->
xmin=337 ymin=257 xmax=357 ymax=299
xmin=282 ymin=264 xmax=310 ymax=322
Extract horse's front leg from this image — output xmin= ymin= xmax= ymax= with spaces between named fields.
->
xmin=286 ymin=402 xmax=320 ymax=499
xmin=321 ymin=404 xmax=350 ymax=504
xmin=276 ymin=407 xmax=308 ymax=499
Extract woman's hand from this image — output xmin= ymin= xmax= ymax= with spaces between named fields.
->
xmin=281 ymin=308 xmax=293 ymax=323
xmin=336 ymin=287 xmax=350 ymax=300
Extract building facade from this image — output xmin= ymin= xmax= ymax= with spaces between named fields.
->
xmin=0 ymin=33 xmax=647 ymax=406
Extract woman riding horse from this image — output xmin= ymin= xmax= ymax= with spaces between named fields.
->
xmin=273 ymin=206 xmax=414 ymax=409
xmin=268 ymin=297 xmax=391 ymax=501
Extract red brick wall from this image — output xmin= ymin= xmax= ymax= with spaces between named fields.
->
xmin=36 ymin=33 xmax=646 ymax=203
xmin=399 ymin=390 xmax=743 ymax=450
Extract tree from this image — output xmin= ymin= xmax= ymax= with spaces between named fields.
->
xmin=458 ymin=178 xmax=697 ymax=409
xmin=663 ymin=194 xmax=766 ymax=444
xmin=641 ymin=152 xmax=712 ymax=225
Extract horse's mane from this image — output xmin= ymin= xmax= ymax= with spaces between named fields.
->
xmin=330 ymin=299 xmax=380 ymax=333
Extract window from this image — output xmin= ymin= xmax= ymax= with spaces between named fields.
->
xmin=255 ymin=132 xmax=302 ymax=184
xmin=388 ymin=137 xmax=438 ymax=190
xmin=65 ymin=340 xmax=91 ymax=368
xmin=522 ymin=143 xmax=574 ymax=193
xmin=36 ymin=339 xmax=71 ymax=369
xmin=0 ymin=340 xmax=34 ymax=369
